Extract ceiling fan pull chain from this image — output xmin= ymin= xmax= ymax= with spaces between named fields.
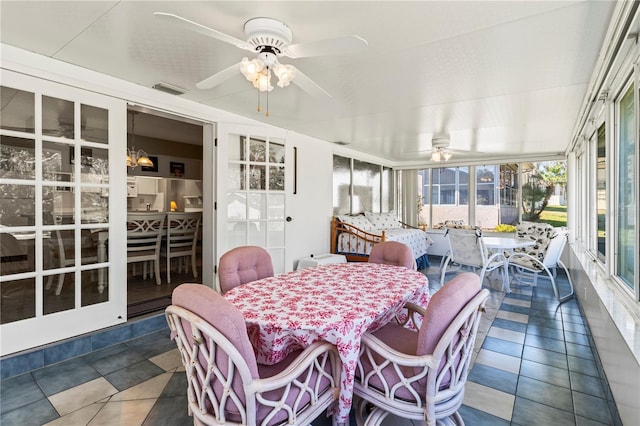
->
xmin=266 ymin=69 xmax=270 ymax=117
xmin=257 ymin=89 xmax=261 ymax=113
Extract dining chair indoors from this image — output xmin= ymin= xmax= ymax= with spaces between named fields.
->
xmin=353 ymin=272 xmax=489 ymax=426
xmin=368 ymin=241 xmax=416 ymax=270
xmin=164 ymin=212 xmax=201 ymax=284
xmin=507 ymin=226 xmax=575 ymax=303
xmin=126 ymin=213 xmax=165 ymax=285
xmin=439 ymin=227 xmax=508 ymax=288
xmin=218 ymin=246 xmax=274 ymax=294
xmin=166 ymin=283 xmax=341 ymax=426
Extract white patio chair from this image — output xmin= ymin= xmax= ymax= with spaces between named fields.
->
xmin=439 ymin=227 xmax=508 ymax=289
xmin=507 ymin=226 xmax=575 ymax=303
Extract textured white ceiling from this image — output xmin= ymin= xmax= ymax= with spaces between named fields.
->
xmin=0 ymin=1 xmax=615 ymax=163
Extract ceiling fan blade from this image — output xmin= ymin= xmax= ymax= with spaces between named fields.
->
xmin=285 ymin=35 xmax=368 ymax=58
xmin=196 ymin=62 xmax=243 ymax=89
xmin=154 ymin=12 xmax=251 ymax=51
xmin=289 ymin=66 xmax=331 ymax=98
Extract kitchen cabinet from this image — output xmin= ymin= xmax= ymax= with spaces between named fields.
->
xmin=135 ymin=177 xmax=159 ymax=194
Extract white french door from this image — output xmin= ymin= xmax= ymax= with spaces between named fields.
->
xmin=0 ymin=70 xmax=126 ymax=356
xmin=216 ymin=123 xmax=292 ymax=286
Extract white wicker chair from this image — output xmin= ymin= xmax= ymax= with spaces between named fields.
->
xmin=507 ymin=226 xmax=575 ymax=303
xmin=166 ymin=284 xmax=341 ymax=426
xmin=353 ymin=273 xmax=489 ymax=426
xmin=439 ymin=227 xmax=508 ymax=288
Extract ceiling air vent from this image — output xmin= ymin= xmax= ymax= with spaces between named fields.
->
xmin=152 ymin=82 xmax=186 ymax=96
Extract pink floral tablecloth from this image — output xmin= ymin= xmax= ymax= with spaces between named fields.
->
xmin=224 ymin=262 xmax=430 ymax=423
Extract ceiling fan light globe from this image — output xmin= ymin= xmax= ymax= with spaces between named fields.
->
xmin=274 ymin=63 xmax=296 ymax=87
xmin=240 ymin=57 xmax=264 ymax=81
xmin=431 ymin=150 xmax=442 ymax=162
xmin=443 ymin=151 xmax=452 ymax=161
xmin=256 ymin=73 xmax=273 ymax=92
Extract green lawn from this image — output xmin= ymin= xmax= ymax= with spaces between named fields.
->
xmin=539 ymin=205 xmax=567 ymax=227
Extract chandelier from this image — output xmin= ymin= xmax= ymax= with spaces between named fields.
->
xmin=239 ymin=50 xmax=296 ymax=117
xmin=126 ymin=111 xmax=154 ymax=169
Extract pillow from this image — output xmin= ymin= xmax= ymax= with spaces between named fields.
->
xmin=365 ymin=210 xmax=400 ymax=229
xmin=337 ymin=214 xmax=375 ymax=231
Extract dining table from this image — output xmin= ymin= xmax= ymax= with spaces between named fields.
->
xmin=223 ymin=261 xmax=430 ymax=424
xmin=482 ymin=236 xmax=536 ymax=292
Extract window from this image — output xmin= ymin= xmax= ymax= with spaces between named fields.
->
xmin=596 ymin=124 xmax=606 ymax=261
xmin=615 ymin=83 xmax=636 ymax=291
xmin=332 ymin=155 xmax=393 ymax=214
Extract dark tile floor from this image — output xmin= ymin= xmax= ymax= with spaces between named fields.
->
xmin=0 ymin=262 xmax=622 ymax=425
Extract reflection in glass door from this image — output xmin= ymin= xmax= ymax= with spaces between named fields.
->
xmin=0 ymin=71 xmax=126 ymax=356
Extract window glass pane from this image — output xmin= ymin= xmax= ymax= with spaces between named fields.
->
xmin=80 ymin=187 xmax=108 ymax=224
xmin=43 ymin=140 xmax=73 ymax=181
xmin=333 ymin=155 xmax=351 ymax=215
xmin=269 ymin=165 xmax=284 ymax=191
xmin=1 ymin=136 xmax=35 ymax=179
xmin=476 ymin=165 xmax=498 ymax=229
xmin=0 ymin=183 xmax=35 ymax=226
xmin=596 ymin=124 xmax=606 ymax=260
xmin=248 ymin=221 xmax=265 ymax=246
xmin=381 ymin=167 xmax=393 ymax=212
xmin=249 ymin=137 xmax=266 ymax=162
xmin=1 ymin=278 xmax=35 ymax=324
xmin=500 ymin=164 xmax=519 ymax=226
xmin=418 ymin=169 xmax=430 ymax=226
xmin=228 ymin=134 xmax=245 ymax=161
xmin=268 ymin=194 xmax=285 ymax=220
xmin=616 ymin=84 xmax=635 ymax=290
xmin=44 ymin=271 xmax=75 ymax=315
xmin=227 ymin=192 xmax=246 ymax=219
xmin=249 ymin=165 xmax=266 ymax=190
xmin=431 ymin=167 xmax=467 ymax=226
xmin=1 ymin=86 xmax=35 ymax=133
xmin=228 ymin=164 xmax=245 ymax=190
xmin=81 ymin=104 xmax=108 ymax=144
xmin=42 ymin=96 xmax=74 ymax=138
xmin=353 ymin=160 xmax=380 ymax=213
xmin=522 ymin=161 xmax=567 ymax=226
xmin=0 ymin=233 xmax=34 ymax=276
xmin=82 ymin=267 xmax=108 ymax=307
xmin=227 ymin=222 xmax=246 ymax=247
xmin=248 ymin=193 xmax=266 ymax=220
xmin=80 ymin=147 xmax=109 ymax=184
xmin=269 ymin=139 xmax=285 ymax=164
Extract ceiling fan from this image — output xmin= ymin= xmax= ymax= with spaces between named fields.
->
xmin=423 ymin=135 xmax=474 ymax=162
xmin=154 ymin=12 xmax=368 ymax=103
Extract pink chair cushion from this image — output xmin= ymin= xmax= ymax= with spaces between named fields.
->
xmin=417 ymin=272 xmax=481 ymax=355
xmin=368 ymin=241 xmax=415 ymax=269
xmin=360 ymin=272 xmax=481 ymax=401
xmin=219 ymin=246 xmax=274 ymax=293
xmin=172 ymin=284 xmax=259 ymax=417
